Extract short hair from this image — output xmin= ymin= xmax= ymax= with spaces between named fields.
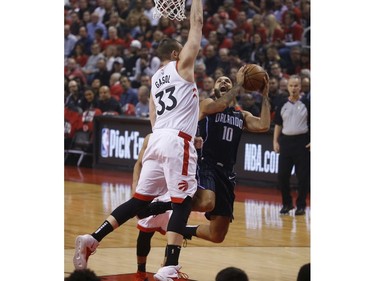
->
xmin=156 ymin=38 xmax=182 ymax=61
xmin=215 ymin=266 xmax=249 ymax=281
xmin=296 ymin=263 xmax=310 ymax=281
xmin=65 ymin=269 xmax=101 ymax=281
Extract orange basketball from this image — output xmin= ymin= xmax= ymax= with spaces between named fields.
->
xmin=243 ymin=64 xmax=267 ymax=92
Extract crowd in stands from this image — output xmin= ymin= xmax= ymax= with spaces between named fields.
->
xmin=64 ymin=0 xmax=310 ymax=146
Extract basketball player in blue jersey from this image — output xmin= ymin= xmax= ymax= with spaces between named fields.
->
xmin=182 ymin=71 xmax=271 ymax=243
xmin=73 ymin=0 xmax=203 ymax=279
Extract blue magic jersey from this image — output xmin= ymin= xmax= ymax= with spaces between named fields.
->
xmin=199 ymin=106 xmax=244 ymax=171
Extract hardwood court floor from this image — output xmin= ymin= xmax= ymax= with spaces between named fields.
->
xmin=64 ymin=165 xmax=310 ymax=281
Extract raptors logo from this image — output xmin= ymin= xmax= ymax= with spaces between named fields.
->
xmin=192 ymin=88 xmax=197 ymax=98
xmin=178 ymin=180 xmax=188 ymax=191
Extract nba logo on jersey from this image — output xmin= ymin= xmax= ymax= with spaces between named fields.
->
xmin=101 ymin=128 xmax=110 ymax=158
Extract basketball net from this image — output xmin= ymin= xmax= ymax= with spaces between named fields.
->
xmin=153 ymin=0 xmax=186 ymax=21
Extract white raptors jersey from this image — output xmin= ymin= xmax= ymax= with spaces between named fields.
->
xmin=151 ymin=61 xmax=199 ymax=137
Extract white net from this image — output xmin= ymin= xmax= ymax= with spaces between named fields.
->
xmin=153 ymin=0 xmax=187 ymax=21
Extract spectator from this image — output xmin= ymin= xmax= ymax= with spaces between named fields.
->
xmin=70 ymin=42 xmax=88 ymax=68
xmin=217 ymin=48 xmax=231 ymax=75
xmin=213 ymin=67 xmax=225 ymax=81
xmin=203 ymin=44 xmax=219 ymax=77
xmin=273 ymin=0 xmax=288 ymax=22
xmin=236 ymin=10 xmax=251 ymax=42
xmin=300 ymin=48 xmax=310 ymax=70
xmin=91 ymin=78 xmax=102 ymax=98
xmin=134 ymin=46 xmax=161 ymax=86
xmin=282 ymin=0 xmax=302 ymax=24
xmin=69 ymin=11 xmax=83 ymax=36
xmin=126 ymin=0 xmax=145 ymax=21
xmin=80 ymin=86 xmax=100 ymax=112
xmin=135 ymin=85 xmax=150 ymax=118
xmin=284 ymin=45 xmax=302 ymax=75
xmin=202 ymin=13 xmax=221 ymax=39
xmin=222 ymin=0 xmax=239 ymax=21
xmin=248 ymin=14 xmax=267 ymax=44
xmin=200 ymin=76 xmax=215 ymax=97
xmin=97 ymin=85 xmax=123 ymax=115
xmin=76 ymin=0 xmax=91 ymax=22
xmin=119 ymin=76 xmax=138 ymax=107
xmin=231 ymin=29 xmax=252 ymax=63
xmin=217 ymin=11 xmax=237 ymax=38
xmin=117 ymin=0 xmax=131 ymax=26
xmin=111 ymin=56 xmax=125 ymax=75
xmin=92 ymin=58 xmax=111 ymax=86
xmin=109 ymin=72 xmax=124 ymax=101
xmin=194 ymin=62 xmax=208 ymax=91
xmin=157 ymin=17 xmax=176 ymax=37
xmin=300 ymin=76 xmax=310 ymax=102
xmin=65 ymin=58 xmax=87 ymax=86
xmin=75 ymin=26 xmax=94 ymax=56
xmin=106 ymin=12 xmax=126 ymax=38
xmin=65 ymin=80 xmax=83 ymax=111
xmin=238 ymin=93 xmax=260 ymax=116
xmin=139 ymin=74 xmax=152 ymax=90
xmin=264 ymin=45 xmax=287 ymax=73
xmin=93 ymin=28 xmax=105 ymax=51
xmin=82 ymin=43 xmax=104 ymax=85
xmin=123 ymin=40 xmax=141 ymax=86
xmin=103 ymin=45 xmax=116 ymax=72
xmin=102 ymin=0 xmax=116 ymax=26
xmin=296 ymin=263 xmax=310 ymax=281
xmin=279 ymin=11 xmax=303 ymax=61
xmin=65 ymin=24 xmax=78 ymax=61
xmin=65 ymin=269 xmax=101 ymax=281
xmin=268 ymin=76 xmax=288 ymax=123
xmin=215 ymin=266 xmax=249 ymax=281
xmin=248 ymin=32 xmax=266 ymax=66
xmin=269 ymin=62 xmax=289 ymax=81
xmin=279 ymin=77 xmax=288 ymax=93
xmin=150 ymin=29 xmax=165 ymax=50
xmin=143 ymin=0 xmax=159 ymax=27
xmin=138 ymin=14 xmax=154 ymax=43
xmin=264 ymin=14 xmax=284 ymax=48
xmin=102 ymin=26 xmax=125 ymax=51
xmin=87 ymin=12 xmax=107 ymax=41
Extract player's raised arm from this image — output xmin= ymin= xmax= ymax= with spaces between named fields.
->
xmin=177 ymin=0 xmax=203 ymax=82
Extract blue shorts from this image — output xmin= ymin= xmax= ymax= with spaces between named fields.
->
xmin=197 ymin=160 xmax=236 ymax=221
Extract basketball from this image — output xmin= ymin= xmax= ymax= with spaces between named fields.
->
xmin=243 ymin=64 xmax=267 ymax=92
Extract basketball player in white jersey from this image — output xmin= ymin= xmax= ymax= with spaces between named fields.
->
xmin=73 ymin=0 xmax=203 ymax=279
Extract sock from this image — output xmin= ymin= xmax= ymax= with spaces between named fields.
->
xmin=137 ymin=263 xmax=146 ymax=272
xmin=184 ymin=225 xmax=199 ymax=240
xmin=164 ymin=245 xmax=181 ymax=266
xmin=91 ymin=220 xmax=113 ymax=242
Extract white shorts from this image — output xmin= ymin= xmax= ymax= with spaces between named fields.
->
xmin=137 ymin=192 xmax=172 ymax=234
xmin=134 ymin=129 xmax=197 ymax=203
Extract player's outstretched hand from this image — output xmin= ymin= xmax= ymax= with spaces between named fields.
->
xmin=236 ymin=65 xmax=247 ymax=87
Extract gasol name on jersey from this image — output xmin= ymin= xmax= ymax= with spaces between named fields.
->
xmin=155 ymin=75 xmax=171 ymax=88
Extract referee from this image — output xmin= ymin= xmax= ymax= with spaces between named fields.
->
xmin=273 ymin=75 xmax=310 ymax=216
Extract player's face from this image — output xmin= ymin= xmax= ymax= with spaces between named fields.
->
xmin=214 ymin=76 xmax=233 ymax=98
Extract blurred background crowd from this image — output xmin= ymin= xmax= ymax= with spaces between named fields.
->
xmin=64 ymin=0 xmax=310 ymax=141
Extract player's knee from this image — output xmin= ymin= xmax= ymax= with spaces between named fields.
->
xmin=210 ymin=232 xmax=226 ymax=243
xmin=200 ymin=199 xmax=215 ymax=212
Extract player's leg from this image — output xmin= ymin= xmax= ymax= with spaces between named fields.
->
xmin=196 ymin=215 xmax=231 ymax=243
xmin=278 ymin=153 xmax=295 ymax=214
xmin=136 ymin=230 xmax=155 ymax=281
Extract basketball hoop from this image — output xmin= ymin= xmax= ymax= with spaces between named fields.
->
xmin=153 ymin=0 xmax=187 ymax=21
